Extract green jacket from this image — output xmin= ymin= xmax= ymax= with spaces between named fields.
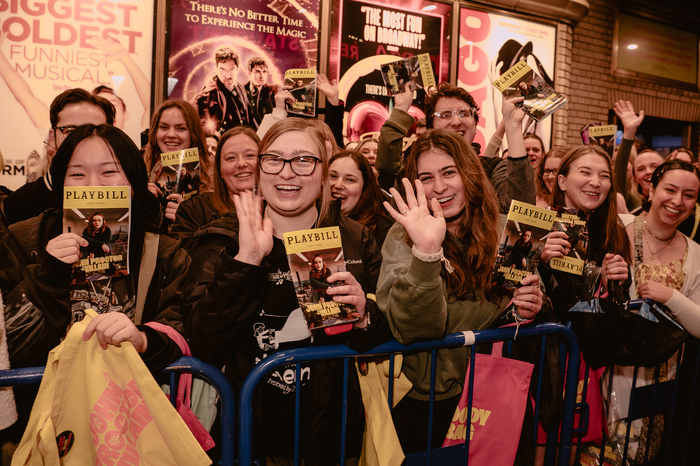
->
xmin=376 ymin=223 xmax=504 ymax=400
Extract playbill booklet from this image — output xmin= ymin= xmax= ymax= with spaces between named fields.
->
xmin=493 ymin=200 xmax=555 ymax=288
xmin=63 ymin=186 xmax=131 ymax=282
xmin=492 ymin=60 xmax=568 ymax=122
xmin=550 ymin=207 xmax=588 ymax=275
xmin=580 ymin=124 xmax=617 ymax=157
xmin=283 ymin=226 xmax=361 ymax=330
xmin=285 ymin=68 xmax=316 ymax=117
xmin=379 ymin=53 xmax=437 ymax=96
xmin=151 ymin=147 xmax=200 ymax=203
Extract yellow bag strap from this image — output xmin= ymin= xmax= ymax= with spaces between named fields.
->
xmin=134 ymin=232 xmax=159 ymax=325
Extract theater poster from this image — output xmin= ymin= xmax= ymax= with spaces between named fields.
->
xmin=0 ymin=0 xmax=154 ymax=191
xmin=329 ymin=0 xmax=450 ymax=142
xmin=458 ymin=8 xmax=557 ymax=152
xmin=167 ymin=0 xmax=319 ymax=132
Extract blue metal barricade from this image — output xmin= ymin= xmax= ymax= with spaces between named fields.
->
xmin=0 ymin=356 xmax=236 ymax=466
xmin=238 ymin=322 xmax=581 ymax=466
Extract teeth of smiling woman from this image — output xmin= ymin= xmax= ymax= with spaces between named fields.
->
xmin=438 ymin=195 xmax=455 ymax=203
xmin=235 ymin=173 xmax=252 ymax=178
xmin=332 ymin=193 xmax=346 ymax=200
xmin=583 ymin=191 xmax=599 ymax=197
xmin=664 ymin=206 xmax=680 ymax=214
xmin=277 ymin=185 xmax=300 ymax=191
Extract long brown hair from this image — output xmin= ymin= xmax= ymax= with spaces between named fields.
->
xmin=552 ymin=145 xmax=631 ymax=264
xmin=329 ymin=150 xmax=391 ymax=237
xmin=143 ymin=100 xmax=212 ymax=192
xmin=87 ymin=212 xmax=107 ymax=236
xmin=257 ymin=118 xmax=331 ymax=225
xmin=404 ymin=129 xmax=501 ymax=302
xmin=211 ymin=126 xmax=260 ymax=214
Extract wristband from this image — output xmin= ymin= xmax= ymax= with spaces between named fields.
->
xmin=411 ymin=246 xmax=455 ymax=273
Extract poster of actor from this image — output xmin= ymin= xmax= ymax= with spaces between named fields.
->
xmin=0 ymin=4 xmax=154 ymax=191
xmin=329 ymin=0 xmax=450 ymax=142
xmin=457 ymin=8 xmax=557 ymax=152
xmin=167 ymin=0 xmax=319 ymax=137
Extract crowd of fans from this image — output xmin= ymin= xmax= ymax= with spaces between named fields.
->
xmin=1 ymin=77 xmax=698 ymax=465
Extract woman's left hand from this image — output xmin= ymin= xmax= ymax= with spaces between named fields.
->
xmin=82 ymin=312 xmax=148 ymax=353
xmin=601 ymin=253 xmax=629 ymax=293
xmin=165 ymin=193 xmax=184 ymax=221
xmin=637 ymin=279 xmax=674 ymax=304
xmin=326 ymin=272 xmax=367 ymax=329
xmin=513 ymin=274 xmax=543 ymax=319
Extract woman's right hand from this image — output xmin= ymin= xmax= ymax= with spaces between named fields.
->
xmin=165 ymin=193 xmax=184 ymax=221
xmin=601 ymin=253 xmax=629 ymax=293
xmin=147 ymin=182 xmax=162 ymax=198
xmin=540 ymin=231 xmax=570 ymax=265
xmin=274 ymin=89 xmax=295 ymax=109
xmin=384 ymin=178 xmax=446 ymax=254
xmin=46 ymin=233 xmax=88 ymax=264
xmin=233 ymin=191 xmax=274 ymax=265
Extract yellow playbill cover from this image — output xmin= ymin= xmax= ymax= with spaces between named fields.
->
xmin=283 ymin=226 xmax=360 ymax=330
xmin=285 ymin=68 xmax=316 ymax=117
xmin=63 ymin=186 xmax=131 ymax=282
xmin=151 ymin=148 xmax=200 ymax=203
xmin=492 ymin=200 xmax=555 ymax=288
xmin=492 ymin=60 xmax=568 ymax=122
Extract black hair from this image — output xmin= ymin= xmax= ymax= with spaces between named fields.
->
xmin=50 ymin=88 xmax=115 ymax=127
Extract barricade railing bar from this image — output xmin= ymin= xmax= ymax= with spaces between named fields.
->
xmin=0 ymin=356 xmax=235 ymax=466
xmin=573 ymin=339 xmax=700 ymax=466
xmin=238 ymin=322 xmax=581 ymax=466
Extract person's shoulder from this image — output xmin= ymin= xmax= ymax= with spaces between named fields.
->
xmin=618 ymin=213 xmax=635 ymax=227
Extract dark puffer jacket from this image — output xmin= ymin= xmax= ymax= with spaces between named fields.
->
xmin=182 ymin=204 xmax=388 ymax=464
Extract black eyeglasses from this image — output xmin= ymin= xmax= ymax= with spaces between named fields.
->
xmin=433 ymin=108 xmax=476 ymax=121
xmin=54 ymin=126 xmax=78 ymax=137
xmin=258 ymin=154 xmax=321 ymax=176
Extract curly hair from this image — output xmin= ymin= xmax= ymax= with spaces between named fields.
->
xmin=404 ymin=129 xmax=501 ymax=302
xmin=424 ymin=82 xmax=479 ymax=129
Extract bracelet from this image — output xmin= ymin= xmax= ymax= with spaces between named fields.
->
xmin=411 ymin=246 xmax=455 ymax=273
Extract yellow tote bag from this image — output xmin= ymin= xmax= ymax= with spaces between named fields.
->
xmin=357 ymin=356 xmax=412 ymax=466
xmin=12 ymin=309 xmax=211 ymax=466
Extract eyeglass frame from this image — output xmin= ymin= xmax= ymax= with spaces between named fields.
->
xmin=258 ymin=153 xmax=322 ymax=176
xmin=432 ymin=107 xmax=477 ymax=121
xmin=53 ymin=125 xmax=79 ymax=137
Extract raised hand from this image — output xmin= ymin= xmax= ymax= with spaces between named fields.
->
xmin=233 ymin=191 xmax=274 ymax=265
xmin=613 ymin=100 xmax=644 ymax=139
xmin=540 ymin=231 xmax=571 ymax=265
xmin=82 ymin=312 xmax=147 ymax=353
xmin=274 ymin=88 xmax=295 ymax=109
xmin=502 ymin=95 xmax=526 ymax=126
xmin=601 ymin=253 xmax=629 ymax=293
xmin=394 ymin=84 xmax=414 ymax=112
xmin=165 ymin=193 xmax=184 ymax=221
xmin=326 ymin=272 xmax=367 ymax=328
xmin=46 ymin=233 xmax=88 ymax=264
xmin=316 ymin=73 xmax=340 ymax=106
xmin=384 ymin=178 xmax=446 ymax=255
xmin=513 ymin=274 xmax=543 ymax=319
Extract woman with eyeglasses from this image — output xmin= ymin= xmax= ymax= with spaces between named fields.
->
xmin=182 ymin=118 xmax=387 ymax=464
xmin=535 ymin=147 xmax=567 ymax=208
xmin=170 ymin=126 xmax=259 ymax=252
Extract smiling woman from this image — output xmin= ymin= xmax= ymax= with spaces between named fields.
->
xmin=171 ymin=126 xmax=260 ymax=252
xmin=181 ymin=118 xmax=388 ymax=464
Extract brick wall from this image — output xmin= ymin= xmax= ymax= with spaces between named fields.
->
xmin=554 ymin=0 xmax=700 ymax=152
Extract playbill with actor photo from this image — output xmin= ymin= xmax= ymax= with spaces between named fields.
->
xmin=492 ymin=200 xmax=555 ymax=288
xmin=151 ymin=148 xmax=201 ymax=203
xmin=283 ymin=226 xmax=360 ymax=330
xmin=63 ymin=186 xmax=131 ymax=283
xmin=492 ymin=60 xmax=568 ymax=122
xmin=285 ymin=68 xmax=316 ymax=117
xmin=549 ymin=206 xmax=588 ymax=275
xmin=581 ymin=124 xmax=617 ymax=158
xmin=379 ymin=53 xmax=436 ymax=96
